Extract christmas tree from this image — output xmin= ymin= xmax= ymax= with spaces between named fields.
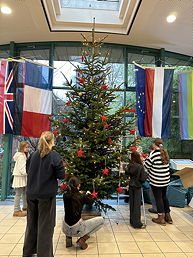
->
xmin=51 ymin=27 xmax=136 ymax=212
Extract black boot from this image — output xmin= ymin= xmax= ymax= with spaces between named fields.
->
xmin=66 ymin=236 xmax=72 ymax=247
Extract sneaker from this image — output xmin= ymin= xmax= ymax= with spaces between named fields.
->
xmin=13 ymin=211 xmax=27 ymax=217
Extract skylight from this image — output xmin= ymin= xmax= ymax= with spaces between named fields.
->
xmin=60 ymin=0 xmax=120 ymax=11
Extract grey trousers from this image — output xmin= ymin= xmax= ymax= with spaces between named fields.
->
xmin=62 ymin=216 xmax=104 ymax=237
xmin=14 ymin=187 xmax=27 ymax=212
xmin=23 ymin=197 xmax=56 ymax=257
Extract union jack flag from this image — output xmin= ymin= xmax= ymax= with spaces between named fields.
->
xmin=0 ymin=61 xmax=15 ymax=134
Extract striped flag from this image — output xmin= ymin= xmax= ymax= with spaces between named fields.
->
xmin=135 ymin=65 xmax=174 ymax=138
xmin=13 ymin=61 xmax=53 ymax=138
xmin=0 ymin=61 xmax=16 ymax=134
xmin=178 ymin=71 xmax=193 ymax=140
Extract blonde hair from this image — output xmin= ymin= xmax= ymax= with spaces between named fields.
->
xmin=153 ymin=138 xmax=169 ymax=165
xmin=38 ymin=131 xmax=54 ymax=158
xmin=18 ymin=141 xmax=29 ymax=152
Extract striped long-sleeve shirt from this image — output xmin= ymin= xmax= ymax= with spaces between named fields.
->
xmin=144 ymin=149 xmax=170 ymax=187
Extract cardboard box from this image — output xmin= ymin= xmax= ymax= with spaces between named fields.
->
xmin=173 ymin=167 xmax=193 ymax=188
xmin=170 ymin=159 xmax=193 ymax=170
xmin=189 ymin=197 xmax=193 ymax=208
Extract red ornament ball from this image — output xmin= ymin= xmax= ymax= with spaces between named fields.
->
xmin=129 ymin=129 xmax=136 ymax=134
xmin=101 ymin=115 xmax=107 ymax=122
xmin=104 ymin=123 xmax=110 ymax=129
xmin=63 ymin=119 xmax=69 ymax=124
xmin=101 ymin=84 xmax=108 ymax=90
xmin=78 ymin=77 xmax=85 ymax=83
xmin=81 ymin=56 xmax=85 ymax=62
xmin=116 ymin=187 xmax=124 ymax=193
xmin=91 ymin=191 xmax=98 ymax=198
xmin=60 ymin=183 xmax=67 ymax=190
xmin=52 ymin=130 xmax=59 ymax=135
xmin=66 ymin=100 xmax=71 ymax=105
xmin=107 ymin=137 xmax=112 ymax=144
xmin=77 ymin=149 xmax=84 ymax=157
xmin=102 ymin=168 xmax=109 ymax=175
xmin=123 ymin=108 xmax=136 ymax=112
xmin=131 ymin=146 xmax=137 ymax=153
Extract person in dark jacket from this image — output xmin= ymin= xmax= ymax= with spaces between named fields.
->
xmin=62 ymin=176 xmax=104 ymax=250
xmin=22 ymin=131 xmax=65 ymax=257
xmin=125 ymin=152 xmax=148 ymax=229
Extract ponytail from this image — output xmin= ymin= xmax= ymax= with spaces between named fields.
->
xmin=153 ymin=138 xmax=169 ymax=165
xmin=38 ymin=131 xmax=54 ymax=158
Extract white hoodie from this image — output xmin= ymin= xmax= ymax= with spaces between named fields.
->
xmin=12 ymin=152 xmax=27 ymax=188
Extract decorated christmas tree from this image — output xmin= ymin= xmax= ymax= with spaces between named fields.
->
xmin=51 ymin=28 xmax=136 ymax=212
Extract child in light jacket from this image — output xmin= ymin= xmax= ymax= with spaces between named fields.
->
xmin=12 ymin=141 xmax=29 ymax=217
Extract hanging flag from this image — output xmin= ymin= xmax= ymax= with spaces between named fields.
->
xmin=13 ymin=61 xmax=53 ymax=138
xmin=135 ymin=65 xmax=174 ymax=138
xmin=0 ymin=61 xmax=16 ymax=134
xmin=178 ymin=71 xmax=193 ymax=140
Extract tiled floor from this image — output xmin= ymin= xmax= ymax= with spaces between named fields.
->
xmin=0 ymin=201 xmax=193 ymax=256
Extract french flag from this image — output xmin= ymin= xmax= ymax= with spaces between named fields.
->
xmin=135 ymin=66 xmax=174 ymax=138
xmin=14 ymin=61 xmax=53 ymax=138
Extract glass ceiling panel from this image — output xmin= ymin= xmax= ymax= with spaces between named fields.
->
xmin=60 ymin=0 xmax=120 ymax=11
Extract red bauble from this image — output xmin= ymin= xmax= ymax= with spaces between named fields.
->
xmin=129 ymin=129 xmax=136 ymax=134
xmin=63 ymin=119 xmax=69 ymax=124
xmin=107 ymin=137 xmax=112 ymax=144
xmin=60 ymin=183 xmax=67 ymax=190
xmin=102 ymin=168 xmax=109 ymax=175
xmin=101 ymin=115 xmax=107 ymax=122
xmin=78 ymin=77 xmax=85 ymax=83
xmin=77 ymin=72 xmax=80 ymax=77
xmin=91 ymin=191 xmax=98 ymax=198
xmin=82 ymin=56 xmax=85 ymax=62
xmin=66 ymin=100 xmax=71 ymax=105
xmin=101 ymin=84 xmax=108 ymax=90
xmin=131 ymin=146 xmax=137 ymax=153
xmin=53 ymin=130 xmax=59 ymax=135
xmin=77 ymin=149 xmax=84 ymax=157
xmin=123 ymin=108 xmax=136 ymax=112
xmin=141 ymin=153 xmax=148 ymax=159
xmin=116 ymin=187 xmax=124 ymax=193
xmin=104 ymin=123 xmax=110 ymax=129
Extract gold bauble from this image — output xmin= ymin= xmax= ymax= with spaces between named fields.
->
xmin=78 ymin=92 xmax=83 ymax=96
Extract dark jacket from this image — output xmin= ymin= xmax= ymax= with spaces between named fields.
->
xmin=27 ymin=150 xmax=65 ymax=198
xmin=125 ymin=163 xmax=147 ymax=188
xmin=63 ymin=189 xmax=94 ymax=226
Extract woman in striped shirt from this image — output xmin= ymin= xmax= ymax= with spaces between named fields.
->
xmin=144 ymin=138 xmax=172 ymax=225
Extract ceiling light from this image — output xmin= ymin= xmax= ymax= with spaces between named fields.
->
xmin=1 ymin=6 xmax=12 ymax=14
xmin=166 ymin=15 xmax=176 ymax=23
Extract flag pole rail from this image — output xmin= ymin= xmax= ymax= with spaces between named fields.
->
xmin=0 ymin=57 xmax=56 ymax=69
xmin=133 ymin=61 xmax=177 ymax=69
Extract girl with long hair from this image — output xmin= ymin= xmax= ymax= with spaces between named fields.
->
xmin=144 ymin=138 xmax=172 ymax=225
xmin=125 ymin=152 xmax=147 ymax=229
xmin=22 ymin=131 xmax=65 ymax=257
xmin=62 ymin=176 xmax=104 ymax=250
xmin=12 ymin=141 xmax=29 ymax=217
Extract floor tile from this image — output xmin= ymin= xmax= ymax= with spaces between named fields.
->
xmin=0 ymin=233 xmax=23 ymax=243
xmin=142 ymin=254 xmax=165 ymax=257
xmin=0 ymin=243 xmax=15 ymax=255
xmin=137 ymin=242 xmax=161 ymax=253
xmin=121 ymin=254 xmax=143 ymax=257
xmin=149 ymin=232 xmax=171 ymax=241
xmin=132 ymin=232 xmax=153 ymax=241
xmin=166 ymin=232 xmax=190 ymax=241
xmin=117 ymin=242 xmax=140 ymax=254
xmin=114 ymin=232 xmax=135 ymax=242
xmin=164 ymin=253 xmax=187 ymax=257
xmin=156 ymin=241 xmax=182 ymax=253
xmin=98 ymin=242 xmax=119 ymax=254
xmin=175 ymin=241 xmax=193 ymax=252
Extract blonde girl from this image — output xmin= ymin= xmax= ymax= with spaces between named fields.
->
xmin=12 ymin=141 xmax=29 ymax=217
xmin=23 ymin=131 xmax=65 ymax=257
